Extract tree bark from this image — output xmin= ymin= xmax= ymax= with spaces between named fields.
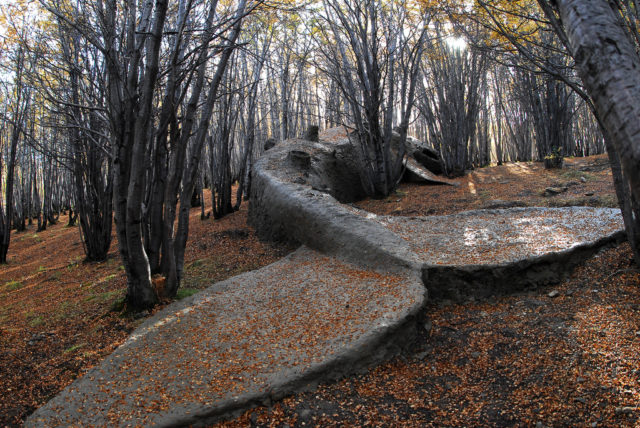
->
xmin=556 ymin=0 xmax=640 ymax=264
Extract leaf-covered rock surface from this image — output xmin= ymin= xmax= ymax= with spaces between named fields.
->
xmin=0 ymin=202 xmax=293 ymax=427
xmin=214 ymin=155 xmax=640 ymax=427
xmin=2 ymin=154 xmax=637 ymax=427
xmin=26 ymin=248 xmax=425 ymax=427
xmin=221 ymin=243 xmax=640 ymax=427
xmin=376 ymin=207 xmax=623 ymax=266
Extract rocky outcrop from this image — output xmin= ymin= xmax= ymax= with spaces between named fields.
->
xmin=249 ymin=129 xmax=624 ymax=300
xmin=27 ymin=126 xmax=625 ymax=427
xmin=248 ymin=138 xmax=421 ymax=270
xmin=26 ymin=248 xmax=425 ymax=427
xmin=405 ymin=135 xmax=444 ymax=175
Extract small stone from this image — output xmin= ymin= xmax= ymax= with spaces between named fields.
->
xmin=575 ymin=397 xmax=586 ymax=404
xmin=584 ymin=192 xmax=594 ymax=196
xmin=544 ymin=187 xmax=566 ymax=196
xmin=548 ymin=290 xmax=560 ymax=298
xmin=133 ymin=310 xmax=150 ymax=320
xmin=298 ymin=409 xmax=312 ymax=420
xmin=635 ymin=331 xmax=640 ymax=337
xmin=591 ymin=422 xmax=597 ymax=428
xmin=415 ymin=350 xmax=429 ymax=360
xmin=580 ymin=176 xmax=587 ymax=183
xmin=565 ymin=289 xmax=574 ymax=296
xmin=479 ymin=311 xmax=489 ymax=317
xmin=423 ymin=320 xmax=433 ymax=333
xmin=577 ymin=377 xmax=586 ymax=383
xmin=471 ymin=352 xmax=482 ymax=359
xmin=615 ymin=406 xmax=636 ymax=415
xmin=536 ymin=421 xmax=544 ymax=428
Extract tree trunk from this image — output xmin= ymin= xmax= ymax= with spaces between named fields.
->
xmin=556 ymin=0 xmax=640 ymax=264
xmin=0 ymin=126 xmax=20 ymax=263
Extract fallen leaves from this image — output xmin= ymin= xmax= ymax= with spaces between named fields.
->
xmin=221 ymin=243 xmax=640 ymax=427
xmin=0 ymin=199 xmax=292 ymax=427
xmin=1 ymin=154 xmax=633 ymax=427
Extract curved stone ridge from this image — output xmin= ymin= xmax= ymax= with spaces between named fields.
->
xmin=248 ymin=138 xmax=423 ymax=271
xmin=26 ymin=248 xmax=425 ymax=427
xmin=248 ymin=136 xmax=625 ymax=296
xmin=28 ymin=130 xmax=625 ymax=426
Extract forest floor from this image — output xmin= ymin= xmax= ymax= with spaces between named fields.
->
xmin=0 ymin=199 xmax=295 ymax=427
xmin=2 ymin=154 xmax=639 ymax=427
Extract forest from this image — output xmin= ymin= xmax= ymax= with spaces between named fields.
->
xmin=2 ymin=0 xmax=640 ymax=426
xmin=0 ymin=0 xmax=638 ymax=307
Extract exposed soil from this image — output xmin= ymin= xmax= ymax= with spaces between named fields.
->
xmin=3 ymin=155 xmax=639 ymax=427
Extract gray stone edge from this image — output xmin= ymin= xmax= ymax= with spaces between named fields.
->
xmin=248 ymin=152 xmax=423 ymax=273
xmin=167 ymin=270 xmax=426 ymax=427
xmin=422 ymin=229 xmax=626 ymax=301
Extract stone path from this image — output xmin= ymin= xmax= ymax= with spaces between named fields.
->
xmin=27 ymin=132 xmax=625 ymax=427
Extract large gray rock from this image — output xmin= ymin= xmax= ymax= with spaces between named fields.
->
xmin=372 ymin=206 xmax=625 ymax=300
xmin=248 ymin=138 xmax=422 ymax=271
xmin=250 ymin=128 xmax=624 ymax=302
xmin=403 ymin=134 xmax=444 ymax=175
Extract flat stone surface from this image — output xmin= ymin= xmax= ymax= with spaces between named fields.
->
xmin=26 ymin=247 xmax=425 ymax=427
xmin=369 ymin=207 xmax=624 ymax=266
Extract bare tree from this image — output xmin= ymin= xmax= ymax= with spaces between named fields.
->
xmin=549 ymin=0 xmax=640 ymax=264
xmin=316 ymin=0 xmax=427 ymax=197
xmin=416 ymin=27 xmax=487 ymax=177
xmin=0 ymin=45 xmax=31 ymax=263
